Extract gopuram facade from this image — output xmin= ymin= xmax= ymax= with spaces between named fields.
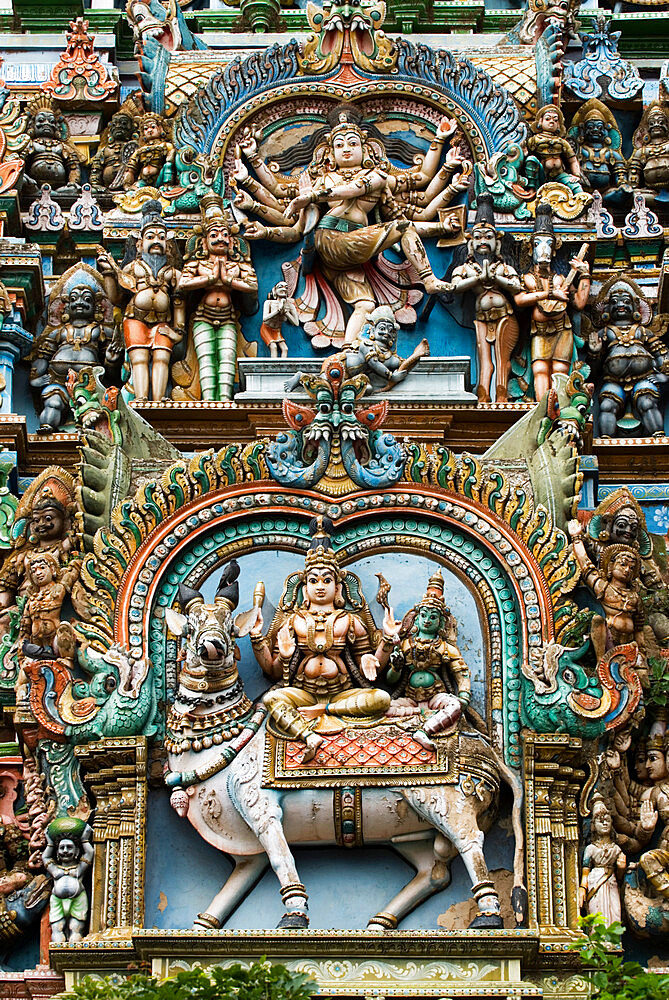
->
xmin=1 ymin=0 xmax=669 ymax=996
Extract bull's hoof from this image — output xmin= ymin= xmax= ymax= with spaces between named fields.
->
xmin=277 ymin=911 xmax=309 ymax=929
xmin=469 ymin=912 xmax=504 ymax=929
xmin=193 ymin=911 xmax=221 ymax=929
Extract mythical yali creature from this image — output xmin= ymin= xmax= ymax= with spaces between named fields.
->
xmin=164 ymin=558 xmax=527 ymax=932
xmin=267 ymin=358 xmax=405 ymax=491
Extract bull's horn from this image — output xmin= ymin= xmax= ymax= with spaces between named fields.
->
xmin=178 ymin=583 xmax=204 ymax=611
xmin=215 ymin=580 xmax=239 ymax=610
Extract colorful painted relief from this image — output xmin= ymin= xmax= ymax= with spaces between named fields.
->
xmin=2 ymin=0 xmax=669 ymax=997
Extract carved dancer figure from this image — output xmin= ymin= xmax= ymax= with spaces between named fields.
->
xmin=97 ymin=200 xmax=184 ymax=402
xmin=585 ymin=487 xmax=669 ymax=647
xmin=568 ymin=518 xmax=646 ymax=675
xmin=249 ymin=517 xmax=390 ymax=762
xmin=579 ymin=796 xmax=626 ymax=923
xmin=260 ymin=281 xmax=297 ymax=358
xmin=19 ymin=95 xmax=81 ymax=196
xmin=376 ymin=569 xmax=471 ymax=750
xmin=177 ymin=195 xmax=258 ymax=401
xmin=450 ymin=194 xmax=521 ymax=402
xmin=526 ymin=105 xmax=583 ymax=194
xmin=240 ymin=107 xmax=458 ymax=342
xmin=587 ymin=277 xmax=668 ymax=439
xmin=516 ymin=203 xmax=590 ymax=400
xmin=42 ymin=818 xmax=93 ymax=943
xmin=0 ymin=469 xmax=81 ymax=616
xmin=18 ymin=553 xmax=78 ymax=662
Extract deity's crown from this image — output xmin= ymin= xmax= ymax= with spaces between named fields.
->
xmin=200 ymin=193 xmax=232 ymax=232
xmin=647 ymin=731 xmax=667 ymax=752
xmin=31 ymin=469 xmax=75 ymax=514
xmin=419 ymin=569 xmax=446 ymax=613
xmin=26 ymin=93 xmax=57 ymax=118
xmin=582 ymin=108 xmax=607 ymax=125
xmin=330 ymin=111 xmax=365 ymax=142
xmin=598 ymin=487 xmax=642 ymax=522
xmin=304 ymin=515 xmax=339 ymax=574
xmin=140 ymin=198 xmax=166 ymax=233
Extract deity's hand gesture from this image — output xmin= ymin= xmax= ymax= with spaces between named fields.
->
xmin=232 ymin=146 xmax=249 ymax=185
xmin=244 ymin=220 xmax=268 ymax=241
xmin=249 ymin=609 xmax=264 ymax=638
xmin=234 ymin=191 xmax=255 ymax=213
xmin=361 ymin=653 xmax=379 ymax=682
xmin=551 ymin=286 xmax=570 ymax=303
xmin=277 ymin=622 xmax=296 ymax=659
xmin=383 ymin=606 xmax=401 ymax=640
xmin=96 ymin=248 xmax=116 ymax=275
xmin=567 ymin=519 xmax=583 ymax=539
xmin=238 ymin=126 xmax=260 ymax=160
xmin=437 ymin=117 xmax=459 ymax=141
xmin=570 ymin=256 xmax=590 ymax=276
xmin=640 ymin=798 xmax=658 ymax=833
xmin=285 ymin=193 xmax=311 ymax=220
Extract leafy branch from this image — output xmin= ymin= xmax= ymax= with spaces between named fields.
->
xmin=65 ymin=963 xmax=316 ymax=1000
xmin=569 ymin=914 xmax=669 ymax=999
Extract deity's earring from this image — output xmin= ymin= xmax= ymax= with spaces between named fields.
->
xmin=633 ymin=311 xmax=641 ymax=322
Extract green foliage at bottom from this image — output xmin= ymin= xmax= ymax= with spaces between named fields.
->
xmin=65 ymin=962 xmax=316 ymax=1000
xmin=569 ymin=914 xmax=669 ymax=999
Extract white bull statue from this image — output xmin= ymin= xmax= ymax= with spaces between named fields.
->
xmin=163 ymin=562 xmax=527 ymax=930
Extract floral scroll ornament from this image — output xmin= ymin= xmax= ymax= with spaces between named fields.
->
xmin=43 ymin=19 xmax=118 ymax=104
xmin=563 ymin=15 xmax=643 ymax=102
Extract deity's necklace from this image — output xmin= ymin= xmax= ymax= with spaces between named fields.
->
xmin=304 ymin=610 xmax=335 ymax=653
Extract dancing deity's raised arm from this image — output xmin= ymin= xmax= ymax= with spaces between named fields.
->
xmin=402 ymin=118 xmax=458 ymax=188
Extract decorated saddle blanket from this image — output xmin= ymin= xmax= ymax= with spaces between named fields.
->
xmin=262 ymin=720 xmax=459 ymax=789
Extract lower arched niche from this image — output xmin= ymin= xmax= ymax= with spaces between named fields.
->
xmin=145 ymin=550 xmax=514 ymax=933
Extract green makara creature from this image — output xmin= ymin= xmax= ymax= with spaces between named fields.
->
xmin=473 ymin=145 xmax=534 ymax=221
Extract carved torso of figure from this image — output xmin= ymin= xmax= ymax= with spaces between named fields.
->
xmin=20 ymin=579 xmax=66 ymax=645
xmin=527 ymin=132 xmax=575 ymax=179
xmin=394 ymin=633 xmax=466 ymax=703
xmin=601 ymin=322 xmax=657 ymax=389
xmin=48 ymin=322 xmax=103 ymax=381
xmin=26 ymin=137 xmax=70 ymax=187
xmin=123 ymin=258 xmax=179 ymax=325
xmin=284 ymin=608 xmax=370 ymax=697
xmin=125 ymin=139 xmax=173 ymax=188
xmin=0 ymin=822 xmax=29 ymax=899
xmin=452 ymin=259 xmax=518 ymax=320
xmin=629 ymin=140 xmax=669 ymax=191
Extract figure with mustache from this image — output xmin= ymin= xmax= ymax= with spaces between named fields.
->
xmin=450 ymin=194 xmax=521 ymax=402
xmin=97 ymin=200 xmax=184 ymax=402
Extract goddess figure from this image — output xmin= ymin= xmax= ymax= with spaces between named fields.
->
xmin=238 ymin=107 xmax=468 ymax=343
xmin=377 ymin=569 xmax=471 ymax=749
xmin=249 ymin=518 xmax=390 ymax=761
xmin=579 ymin=797 xmax=626 ymax=923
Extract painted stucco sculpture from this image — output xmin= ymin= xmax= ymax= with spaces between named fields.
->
xmin=4 ymin=0 xmax=669 ymax=987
